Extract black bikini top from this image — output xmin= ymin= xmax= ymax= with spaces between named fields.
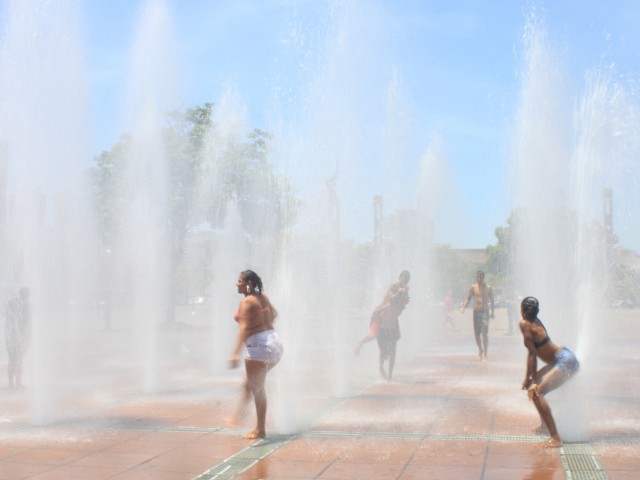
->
xmin=533 ymin=318 xmax=551 ymax=348
xmin=534 ymin=335 xmax=550 ymax=348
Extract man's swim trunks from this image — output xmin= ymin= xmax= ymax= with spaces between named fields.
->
xmin=473 ymin=309 xmax=489 ymax=336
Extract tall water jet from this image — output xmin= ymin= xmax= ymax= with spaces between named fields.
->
xmin=0 ymin=0 xmax=96 ymax=423
xmin=510 ymin=12 xmax=573 ymax=316
xmin=412 ymin=135 xmax=455 ymax=347
xmin=197 ymin=90 xmax=252 ymax=372
xmin=510 ymin=9 xmax=640 ymax=441
xmin=208 ymin=200 xmax=246 ymax=372
xmin=378 ymin=70 xmax=438 ymax=357
xmin=113 ymin=0 xmax=180 ymax=393
xmin=262 ymin=1 xmax=440 ymax=432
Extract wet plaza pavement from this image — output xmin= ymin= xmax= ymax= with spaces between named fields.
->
xmin=1 ymin=308 xmax=639 ymax=479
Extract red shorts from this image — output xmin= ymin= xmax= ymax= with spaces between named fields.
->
xmin=368 ymin=306 xmax=385 ymax=337
xmin=369 ymin=319 xmax=380 ymax=336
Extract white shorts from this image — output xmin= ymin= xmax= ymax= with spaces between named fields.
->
xmin=245 ymin=329 xmax=283 ymax=365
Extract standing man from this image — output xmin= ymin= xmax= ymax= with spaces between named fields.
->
xmin=461 ymin=271 xmax=494 ymax=360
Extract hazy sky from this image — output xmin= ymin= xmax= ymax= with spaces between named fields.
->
xmin=11 ymin=0 xmax=640 ymax=250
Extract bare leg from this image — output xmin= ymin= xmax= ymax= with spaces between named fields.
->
xmin=244 ymin=359 xmax=269 ymax=439
xmin=481 ymin=332 xmax=488 ymax=360
xmin=225 ymin=380 xmax=252 ymax=428
xmin=379 ymin=352 xmax=387 ymax=379
xmin=529 ymin=368 xmax=571 ymax=447
xmin=531 ymin=364 xmax=554 ymax=431
xmin=387 ymin=347 xmax=396 ymax=382
xmin=531 ymin=392 xmax=562 ymax=447
xmin=354 ymin=334 xmax=374 ymax=355
xmin=474 ymin=333 xmax=483 ymax=359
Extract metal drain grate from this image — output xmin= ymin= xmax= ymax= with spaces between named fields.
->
xmin=189 ymin=430 xmax=635 ymax=479
xmin=192 ymin=435 xmax=293 ymax=480
xmin=561 ymin=444 xmax=609 ymax=480
xmin=563 ymin=444 xmax=598 ymax=455
xmin=563 ymin=454 xmax=600 ymax=471
xmin=566 ymin=473 xmax=609 ymax=480
xmin=592 ymin=436 xmax=640 ymax=445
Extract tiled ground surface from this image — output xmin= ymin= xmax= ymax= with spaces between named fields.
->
xmin=0 ymin=307 xmax=639 ymax=479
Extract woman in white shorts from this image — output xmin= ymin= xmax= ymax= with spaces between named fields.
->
xmin=227 ymin=270 xmax=283 ymax=439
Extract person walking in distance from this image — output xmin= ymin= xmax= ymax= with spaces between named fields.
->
xmin=461 ymin=271 xmax=494 ymax=360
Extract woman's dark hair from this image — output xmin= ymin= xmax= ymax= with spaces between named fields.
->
xmin=520 ymin=296 xmax=539 ymax=320
xmin=241 ymin=269 xmax=263 ymax=293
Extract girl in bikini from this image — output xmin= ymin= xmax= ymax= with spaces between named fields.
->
xmin=227 ymin=270 xmax=283 ymax=439
xmin=519 ymin=296 xmax=580 ymax=447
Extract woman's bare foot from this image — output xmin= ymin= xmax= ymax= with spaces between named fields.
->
xmin=539 ymin=438 xmax=563 ymax=449
xmin=379 ymin=365 xmax=387 ymax=379
xmin=242 ymin=429 xmax=265 ymax=439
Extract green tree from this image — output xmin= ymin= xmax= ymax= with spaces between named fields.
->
xmin=485 ymin=212 xmax=518 ymax=288
xmin=611 ymin=257 xmax=640 ymax=306
xmin=432 ymin=244 xmax=474 ymax=300
xmin=203 ymin=127 xmax=298 ymax=237
xmin=89 ymin=102 xmax=299 ymax=316
xmin=89 ymin=134 xmax=132 ymax=248
xmin=485 ymin=207 xmax=640 ymax=307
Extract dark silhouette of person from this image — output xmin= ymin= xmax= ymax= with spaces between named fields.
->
xmin=5 ymin=287 xmax=31 ymax=389
xmin=376 ymin=288 xmax=410 ymax=382
xmin=354 ymin=270 xmax=410 ymax=355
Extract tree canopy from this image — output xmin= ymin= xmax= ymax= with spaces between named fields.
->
xmin=89 ymin=102 xmax=298 ymax=249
